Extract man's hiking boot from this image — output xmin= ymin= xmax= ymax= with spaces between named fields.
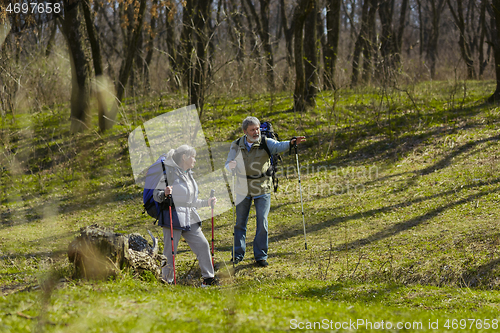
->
xmin=231 ymin=257 xmax=241 ymax=264
xmin=256 ymin=260 xmax=268 ymax=267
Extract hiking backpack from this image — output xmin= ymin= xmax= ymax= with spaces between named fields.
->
xmin=143 ymin=155 xmax=174 ymax=223
xmin=260 ymin=121 xmax=283 ymax=192
xmin=237 ymin=121 xmax=283 ymax=192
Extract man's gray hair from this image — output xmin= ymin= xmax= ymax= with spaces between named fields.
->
xmin=242 ymin=116 xmax=260 ymax=131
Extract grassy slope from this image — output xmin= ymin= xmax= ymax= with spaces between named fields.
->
xmin=1 ymin=80 xmax=500 ymax=332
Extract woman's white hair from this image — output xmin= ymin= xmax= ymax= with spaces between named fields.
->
xmin=166 ymin=145 xmax=196 ymax=166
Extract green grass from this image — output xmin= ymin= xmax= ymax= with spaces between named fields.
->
xmin=1 ymin=278 xmax=500 ymax=332
xmin=1 ymin=80 xmax=500 ymax=332
xmin=0 ymin=277 xmax=499 ymax=332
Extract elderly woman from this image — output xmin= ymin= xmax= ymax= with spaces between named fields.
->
xmin=154 ymin=145 xmax=217 ymax=286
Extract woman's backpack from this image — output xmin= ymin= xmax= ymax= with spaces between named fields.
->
xmin=143 ymin=155 xmax=173 ymax=223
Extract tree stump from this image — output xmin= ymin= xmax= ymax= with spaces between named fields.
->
xmin=68 ymin=224 xmax=163 ymax=280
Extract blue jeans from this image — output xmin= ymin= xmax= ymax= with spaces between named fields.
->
xmin=233 ymin=194 xmax=271 ymax=261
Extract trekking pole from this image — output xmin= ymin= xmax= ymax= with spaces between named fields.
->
xmin=290 ymin=137 xmax=307 ymax=250
xmin=210 ymin=189 xmax=215 ymax=268
xmin=167 ymin=193 xmax=177 ymax=285
xmin=161 ymin=160 xmax=176 ymax=284
xmin=232 ymin=167 xmax=236 ymax=268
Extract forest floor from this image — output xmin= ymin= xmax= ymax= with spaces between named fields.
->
xmin=1 ymin=80 xmax=500 ymax=332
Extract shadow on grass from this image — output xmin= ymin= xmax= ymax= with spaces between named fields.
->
xmin=326 ymin=101 xmax=500 ymax=167
xmin=462 ymin=257 xmax=500 ymax=288
xmin=296 ymin=282 xmax=403 ymax=305
xmin=331 ymin=183 xmax=500 ymax=252
xmin=418 ymin=133 xmax=500 ymax=176
xmin=268 ymin=177 xmax=500 ymax=248
xmin=269 ymin=121 xmax=499 ymax=201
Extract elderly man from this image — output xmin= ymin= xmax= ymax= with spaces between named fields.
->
xmin=226 ymin=116 xmax=305 ymax=267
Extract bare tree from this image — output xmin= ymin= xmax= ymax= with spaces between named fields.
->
xmin=416 ymin=0 xmax=446 ymax=79
xmin=244 ymin=0 xmax=275 ymax=90
xmin=351 ymin=0 xmax=373 ymax=87
xmin=165 ymin=0 xmax=180 ymax=89
xmin=293 ymin=0 xmax=315 ymax=111
xmin=323 ymin=0 xmax=341 ymax=89
xmin=377 ymin=0 xmax=408 ymax=75
xmin=447 ymin=0 xmax=476 ymax=79
xmin=115 ymin=0 xmax=148 ymax=103
xmin=489 ymin=0 xmax=500 ymax=101
xmin=362 ymin=0 xmax=378 ymax=84
xmin=189 ymin=0 xmax=214 ymax=115
xmin=279 ymin=0 xmax=295 ymax=86
xmin=226 ymin=0 xmax=247 ymax=74
xmin=81 ymin=0 xmax=109 ymax=132
xmin=144 ymin=0 xmax=160 ymax=92
xmin=45 ymin=20 xmax=58 ymax=57
xmin=395 ymin=0 xmax=409 ymax=64
xmin=378 ymin=0 xmax=396 ymax=69
xmin=61 ymin=0 xmax=91 ymax=133
xmin=304 ymin=0 xmax=318 ymax=105
xmin=180 ymin=0 xmax=195 ymax=90
xmin=479 ymin=0 xmax=490 ymax=77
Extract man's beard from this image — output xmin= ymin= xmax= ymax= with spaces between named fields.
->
xmin=247 ymin=134 xmax=259 ymax=143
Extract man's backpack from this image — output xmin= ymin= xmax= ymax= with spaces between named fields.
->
xmin=260 ymin=121 xmax=282 ymax=192
xmin=237 ymin=121 xmax=282 ymax=192
xmin=143 ymin=155 xmax=173 ymax=223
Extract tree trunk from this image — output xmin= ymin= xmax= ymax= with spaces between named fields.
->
xmin=244 ymin=0 xmax=275 ymax=91
xmin=378 ymin=0 xmax=396 ymax=76
xmin=259 ymin=0 xmax=274 ymax=91
xmin=115 ymin=0 xmax=147 ymax=103
xmin=206 ymin=0 xmax=221 ymax=84
xmin=180 ymin=0 xmax=194 ymax=90
xmin=144 ymin=0 xmax=159 ymax=92
xmin=362 ymin=0 xmax=378 ymax=84
xmin=489 ymin=0 xmax=500 ymax=102
xmin=241 ymin=0 xmax=259 ymax=60
xmin=133 ymin=30 xmax=144 ymax=92
xmin=189 ymin=0 xmax=213 ymax=115
xmin=351 ymin=0 xmax=371 ymax=87
xmin=61 ymin=0 xmax=91 ymax=133
xmin=165 ymin=2 xmax=179 ymax=89
xmin=45 ymin=20 xmax=58 ymax=57
xmin=394 ymin=0 xmax=409 ymax=65
xmin=447 ymin=0 xmax=476 ymax=79
xmin=81 ymin=0 xmax=109 ymax=132
xmin=416 ymin=0 xmax=424 ymax=58
xmin=293 ymin=0 xmax=314 ymax=112
xmin=324 ymin=0 xmax=341 ymax=89
xmin=82 ymin=0 xmax=103 ymax=76
xmin=304 ymin=0 xmax=318 ymax=106
xmin=479 ymin=0 xmax=487 ymax=77
xmin=280 ymin=0 xmax=295 ymax=87
xmin=425 ymin=0 xmax=446 ymax=79
xmin=226 ymin=0 xmax=246 ymax=72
